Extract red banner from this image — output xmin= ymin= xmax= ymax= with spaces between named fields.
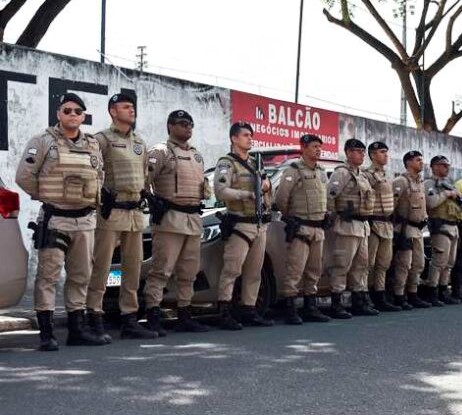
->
xmin=231 ymin=90 xmax=339 ymax=160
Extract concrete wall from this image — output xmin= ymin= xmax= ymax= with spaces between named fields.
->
xmin=1 ymin=43 xmax=461 ymax=307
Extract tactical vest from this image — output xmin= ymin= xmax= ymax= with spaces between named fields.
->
xmin=366 ymin=167 xmax=394 ymax=216
xmin=396 ymin=174 xmax=427 ymax=223
xmin=288 ymin=161 xmax=327 ymax=221
xmin=155 ymin=141 xmax=204 ymax=205
xmin=220 ymin=155 xmax=256 ymax=216
xmin=38 ymin=130 xmax=99 ymax=207
xmin=429 ymin=180 xmax=462 ymax=221
xmin=335 ymin=165 xmax=374 ymax=217
xmin=99 ymin=129 xmax=145 ymax=200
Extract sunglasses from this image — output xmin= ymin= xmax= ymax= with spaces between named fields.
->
xmin=174 ymin=120 xmax=194 ymax=128
xmin=62 ymin=107 xmax=84 ymax=116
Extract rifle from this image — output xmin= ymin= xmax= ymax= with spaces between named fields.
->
xmin=254 ymin=152 xmax=267 ymax=228
xmin=439 ymin=181 xmax=462 ymax=208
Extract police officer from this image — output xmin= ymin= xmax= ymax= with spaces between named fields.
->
xmin=422 ymin=155 xmax=462 ymax=305
xmin=143 ymin=110 xmax=209 ymax=335
xmin=326 ymin=138 xmax=378 ymax=318
xmin=392 ymin=151 xmax=431 ymax=309
xmin=214 ymin=122 xmax=274 ymax=330
xmin=275 ymin=134 xmax=330 ymax=324
xmin=85 ymin=94 xmax=156 ymax=341
xmin=451 ymin=177 xmax=462 ymax=301
xmin=16 ymin=93 xmax=106 ymax=351
xmin=363 ymin=142 xmax=401 ymax=311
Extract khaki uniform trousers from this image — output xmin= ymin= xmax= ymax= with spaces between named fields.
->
xmin=144 ymin=230 xmax=200 ymax=308
xmin=86 ymin=229 xmax=142 ymax=314
xmin=218 ymin=223 xmax=267 ymax=306
xmin=427 ymin=233 xmax=458 ymax=287
xmin=328 ymin=235 xmax=368 ymax=293
xmin=393 ymin=236 xmax=425 ymax=295
xmin=282 ymin=229 xmax=323 ymax=297
xmin=35 ymin=230 xmax=94 ymax=312
xmin=368 ymin=233 xmax=393 ymax=291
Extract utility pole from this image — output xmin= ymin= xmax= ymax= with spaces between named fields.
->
xmin=136 ymin=46 xmax=148 ymax=73
xmin=295 ymin=0 xmax=304 ymax=103
xmin=100 ymin=0 xmax=106 ymax=64
xmin=400 ymin=2 xmax=407 ymax=126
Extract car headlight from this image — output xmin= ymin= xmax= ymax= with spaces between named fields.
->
xmin=201 ymin=224 xmax=221 ymax=243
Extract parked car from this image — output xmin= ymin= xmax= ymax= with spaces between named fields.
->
xmin=0 ymin=177 xmax=28 ymax=308
xmin=103 ymin=147 xmax=432 ymax=316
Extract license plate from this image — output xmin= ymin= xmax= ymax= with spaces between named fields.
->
xmin=107 ymin=270 xmax=122 ymax=287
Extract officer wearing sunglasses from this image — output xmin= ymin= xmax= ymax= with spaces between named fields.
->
xmin=16 ymin=93 xmax=105 ymax=351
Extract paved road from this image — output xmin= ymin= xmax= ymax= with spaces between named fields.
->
xmin=1 ymin=307 xmax=462 ymax=415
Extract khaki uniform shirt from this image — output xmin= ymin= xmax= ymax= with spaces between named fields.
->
xmin=393 ymin=172 xmax=426 ymax=238
xmin=363 ymin=162 xmax=393 ymax=239
xmin=275 ymin=159 xmax=325 ymax=241
xmin=327 ymin=162 xmax=370 ymax=237
xmin=96 ymin=124 xmax=147 ymax=232
xmin=16 ymin=125 xmax=103 ymax=231
xmin=424 ymin=176 xmax=459 ymax=238
xmin=146 ymin=136 xmax=202 ymax=236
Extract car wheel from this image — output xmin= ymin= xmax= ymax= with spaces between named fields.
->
xmin=231 ymin=260 xmax=275 ymax=316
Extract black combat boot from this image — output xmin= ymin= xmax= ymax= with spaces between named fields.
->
xmin=239 ymin=305 xmax=275 ymax=327
xmin=146 ymin=307 xmax=167 ymax=337
xmin=120 ymin=313 xmax=158 ymax=339
xmin=426 ymin=287 xmax=444 ymax=307
xmin=394 ymin=294 xmax=413 ymax=310
xmin=439 ymin=285 xmax=460 ymax=305
xmin=350 ymin=291 xmax=379 ymax=316
xmin=86 ymin=311 xmax=112 ymax=344
xmin=301 ymin=295 xmax=330 ymax=322
xmin=407 ymin=292 xmax=432 ymax=308
xmin=373 ymin=291 xmax=401 ymax=312
xmin=450 ymin=272 xmax=462 ymax=300
xmin=284 ymin=297 xmax=303 ymax=325
xmin=36 ymin=311 xmax=59 ymax=352
xmin=362 ymin=292 xmax=380 ymax=315
xmin=66 ymin=310 xmax=107 ymax=346
xmin=329 ymin=292 xmax=352 ymax=319
xmin=218 ymin=301 xmax=243 ymax=330
xmin=176 ymin=306 xmax=210 ymax=332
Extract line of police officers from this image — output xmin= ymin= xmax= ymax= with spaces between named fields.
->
xmin=15 ymin=92 xmax=462 ymax=351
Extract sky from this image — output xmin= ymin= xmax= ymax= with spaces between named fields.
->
xmin=4 ymin=0 xmax=462 ymax=136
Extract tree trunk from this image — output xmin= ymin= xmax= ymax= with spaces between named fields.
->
xmin=16 ymin=0 xmax=72 ymax=48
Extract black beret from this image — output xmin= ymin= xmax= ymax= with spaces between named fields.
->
xmin=344 ymin=138 xmax=366 ymax=151
xmin=108 ymin=93 xmax=135 ymax=109
xmin=167 ymin=110 xmax=193 ymax=124
xmin=229 ymin=121 xmax=253 ymax=138
xmin=403 ymin=150 xmax=423 ymax=164
xmin=300 ymin=134 xmax=322 ymax=145
xmin=368 ymin=141 xmax=388 ymax=152
xmin=59 ymin=93 xmax=86 ymax=111
xmin=430 ymin=155 xmax=450 ymax=166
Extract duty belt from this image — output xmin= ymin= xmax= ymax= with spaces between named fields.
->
xmin=395 ymin=215 xmax=428 ymax=230
xmin=43 ymin=204 xmax=94 ymax=218
xmin=167 ymin=201 xmax=203 ymax=214
xmin=113 ymin=200 xmax=141 ymax=210
xmin=430 ymin=218 xmax=458 ymax=226
xmin=227 ymin=213 xmax=272 ymax=224
xmin=339 ymin=213 xmax=370 ymax=222
xmin=296 ymin=217 xmax=325 ymax=228
xmin=368 ymin=215 xmax=392 ymax=223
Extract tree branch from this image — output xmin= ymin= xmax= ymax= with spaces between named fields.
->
xmin=0 ymin=0 xmax=28 ymax=41
xmin=446 ymin=4 xmax=462 ymax=51
xmin=442 ymin=108 xmax=462 ymax=134
xmin=322 ymin=8 xmax=402 ymax=66
xmin=360 ymin=0 xmax=408 ymax=60
xmin=16 ymin=0 xmax=71 ymax=48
